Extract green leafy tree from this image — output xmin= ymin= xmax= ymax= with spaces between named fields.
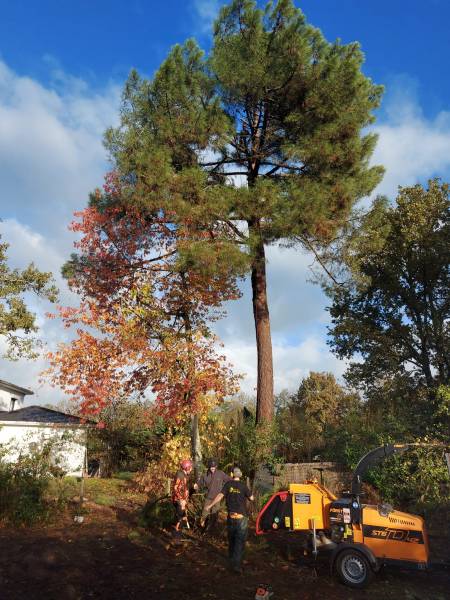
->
xmin=277 ymin=371 xmax=359 ymax=461
xmin=103 ymin=0 xmax=384 ymax=423
xmin=328 ymin=180 xmax=450 ymax=403
xmin=0 ymin=234 xmax=57 ymax=359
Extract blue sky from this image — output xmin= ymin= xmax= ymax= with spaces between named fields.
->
xmin=1 ymin=0 xmax=450 ymax=403
xmin=2 ymin=0 xmax=449 ymax=115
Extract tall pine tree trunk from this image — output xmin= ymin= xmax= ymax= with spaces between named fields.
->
xmin=249 ymin=222 xmax=274 ymax=423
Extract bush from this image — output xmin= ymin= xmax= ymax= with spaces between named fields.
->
xmin=0 ymin=441 xmax=66 ymax=526
xmin=140 ymin=497 xmax=175 ymax=529
xmin=88 ymin=400 xmax=158 ymax=476
xmin=220 ymin=407 xmax=285 ymax=479
xmin=368 ymin=446 xmax=450 ymax=514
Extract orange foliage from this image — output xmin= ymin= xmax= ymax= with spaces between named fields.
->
xmin=46 ymin=173 xmax=240 ymax=419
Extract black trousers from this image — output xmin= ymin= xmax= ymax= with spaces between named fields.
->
xmin=226 ymin=516 xmax=248 ymax=569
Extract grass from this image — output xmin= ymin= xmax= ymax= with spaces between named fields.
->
xmin=48 ymin=476 xmax=147 ymax=509
xmin=113 ymin=471 xmax=135 ymax=481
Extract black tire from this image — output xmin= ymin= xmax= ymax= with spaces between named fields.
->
xmin=335 ymin=548 xmax=374 ymax=589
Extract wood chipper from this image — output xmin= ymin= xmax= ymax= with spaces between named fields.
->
xmin=256 ymin=444 xmax=449 ymax=588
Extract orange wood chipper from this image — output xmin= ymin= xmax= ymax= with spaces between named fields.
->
xmin=256 ymin=444 xmax=448 ymax=588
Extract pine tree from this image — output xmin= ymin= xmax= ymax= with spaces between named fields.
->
xmin=104 ymin=0 xmax=384 ymax=422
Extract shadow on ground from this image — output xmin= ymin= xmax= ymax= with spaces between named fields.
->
xmin=0 ymin=507 xmax=449 ymax=600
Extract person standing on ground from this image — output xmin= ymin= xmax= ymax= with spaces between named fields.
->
xmin=205 ymin=467 xmax=254 ymax=574
xmin=172 ymin=459 xmax=193 ymax=532
xmin=194 ymin=458 xmax=231 ymax=529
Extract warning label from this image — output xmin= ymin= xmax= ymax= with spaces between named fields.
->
xmin=294 ymin=493 xmax=311 ymax=504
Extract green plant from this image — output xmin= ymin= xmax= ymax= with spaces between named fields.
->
xmin=114 ymin=471 xmax=135 ymax=481
xmin=0 ymin=440 xmax=64 ymax=526
xmin=368 ymin=446 xmax=450 ymax=513
xmin=93 ymin=494 xmax=116 ymax=507
xmin=227 ymin=417 xmax=285 ymax=480
xmin=140 ymin=498 xmax=175 ymax=529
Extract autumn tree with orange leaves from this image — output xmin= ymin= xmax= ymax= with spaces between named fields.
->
xmin=47 ymin=173 xmax=243 ymax=472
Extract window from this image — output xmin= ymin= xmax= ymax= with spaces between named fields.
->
xmin=9 ymin=397 xmax=17 ymax=411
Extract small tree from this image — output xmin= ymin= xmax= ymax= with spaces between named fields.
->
xmin=47 ymin=186 xmax=240 ymax=474
xmin=88 ymin=399 xmax=157 ymax=475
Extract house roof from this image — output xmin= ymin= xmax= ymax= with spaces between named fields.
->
xmin=0 ymin=379 xmax=33 ymax=396
xmin=0 ymin=405 xmax=83 ymax=425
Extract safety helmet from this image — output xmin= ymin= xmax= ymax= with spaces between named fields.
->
xmin=207 ymin=458 xmax=218 ymax=468
xmin=180 ymin=459 xmax=193 ymax=471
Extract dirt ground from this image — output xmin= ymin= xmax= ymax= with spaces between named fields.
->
xmin=0 ymin=502 xmax=449 ymax=600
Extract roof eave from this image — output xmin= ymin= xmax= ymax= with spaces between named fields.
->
xmin=0 ymin=420 xmax=90 ymax=428
xmin=0 ymin=380 xmax=34 ymax=396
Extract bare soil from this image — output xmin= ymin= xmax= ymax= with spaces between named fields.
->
xmin=0 ymin=502 xmax=449 ymax=600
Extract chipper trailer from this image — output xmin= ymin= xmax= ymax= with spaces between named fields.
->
xmin=256 ymin=444 xmax=450 ymax=588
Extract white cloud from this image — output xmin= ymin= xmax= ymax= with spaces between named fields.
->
xmin=0 ymin=60 xmax=120 ymax=238
xmin=372 ymin=86 xmax=450 ymax=199
xmin=192 ymin=0 xmax=222 ymax=34
xmin=222 ymin=335 xmax=346 ymax=396
xmin=0 ymin=59 xmax=120 ymax=406
xmin=0 ymin=218 xmax=79 ymax=407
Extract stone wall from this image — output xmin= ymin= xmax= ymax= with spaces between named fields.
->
xmin=254 ymin=462 xmax=351 ymax=495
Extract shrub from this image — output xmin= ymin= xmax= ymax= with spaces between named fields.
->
xmin=0 ymin=440 xmax=65 ymax=526
xmin=368 ymin=445 xmax=450 ymax=514
xmin=140 ymin=497 xmax=175 ymax=529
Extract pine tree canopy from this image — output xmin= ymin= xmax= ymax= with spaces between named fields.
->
xmin=105 ymin=0 xmax=383 ymax=249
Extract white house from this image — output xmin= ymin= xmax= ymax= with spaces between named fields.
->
xmin=0 ymin=379 xmax=33 ymax=411
xmin=0 ymin=380 xmax=88 ymax=477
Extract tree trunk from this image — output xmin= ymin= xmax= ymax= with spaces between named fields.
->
xmin=180 ymin=280 xmax=203 ymax=479
xmin=191 ymin=413 xmax=202 ymax=480
xmin=249 ymin=223 xmax=274 ymax=423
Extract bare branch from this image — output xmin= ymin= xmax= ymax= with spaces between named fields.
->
xmin=297 ymin=235 xmax=345 ymax=286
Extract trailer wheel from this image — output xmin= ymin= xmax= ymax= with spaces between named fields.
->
xmin=335 ymin=548 xmax=374 ymax=588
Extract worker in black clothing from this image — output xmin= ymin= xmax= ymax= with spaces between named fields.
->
xmin=205 ymin=466 xmax=254 ymax=574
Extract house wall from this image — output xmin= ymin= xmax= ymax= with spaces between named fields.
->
xmin=0 ymin=424 xmax=87 ymax=477
xmin=0 ymin=389 xmax=25 ymax=412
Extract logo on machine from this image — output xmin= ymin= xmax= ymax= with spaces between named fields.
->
xmin=329 ymin=507 xmax=343 ymax=522
xmin=362 ymin=525 xmax=424 ymax=544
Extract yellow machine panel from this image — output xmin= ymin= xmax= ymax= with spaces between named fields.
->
xmin=361 ymin=506 xmax=429 ymax=564
xmin=289 ymin=482 xmax=336 ymax=531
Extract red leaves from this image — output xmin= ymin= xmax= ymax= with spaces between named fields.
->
xmin=45 ymin=174 xmax=240 ymax=419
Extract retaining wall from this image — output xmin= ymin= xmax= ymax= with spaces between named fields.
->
xmin=254 ymin=461 xmax=351 ymax=495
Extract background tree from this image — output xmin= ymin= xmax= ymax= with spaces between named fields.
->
xmin=277 ymin=371 xmax=359 ymax=461
xmin=0 ymin=233 xmax=57 ymax=360
xmin=104 ymin=0 xmax=384 ymax=423
xmin=327 ymin=180 xmax=449 ymax=428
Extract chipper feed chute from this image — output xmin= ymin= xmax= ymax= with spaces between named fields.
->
xmin=256 ymin=482 xmax=336 ymax=534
